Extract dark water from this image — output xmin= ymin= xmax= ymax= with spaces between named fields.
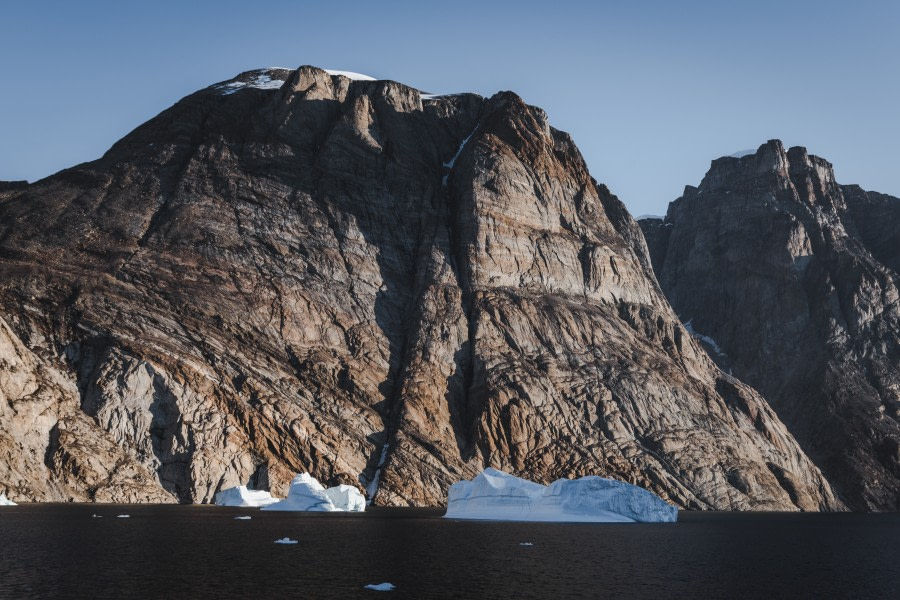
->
xmin=0 ymin=506 xmax=898 ymax=599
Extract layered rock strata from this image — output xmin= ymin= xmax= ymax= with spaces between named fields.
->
xmin=0 ymin=69 xmax=840 ymax=510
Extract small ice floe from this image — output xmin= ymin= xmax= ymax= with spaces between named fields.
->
xmin=274 ymin=537 xmax=298 ymax=544
xmin=91 ymin=514 xmax=102 ymax=518
xmin=117 ymin=515 xmax=130 ymax=518
xmin=0 ymin=493 xmax=16 ymax=506
xmin=519 ymin=542 xmax=534 ymax=546
xmin=363 ymin=583 xmax=396 ymax=591
xmin=234 ymin=516 xmax=252 ymax=520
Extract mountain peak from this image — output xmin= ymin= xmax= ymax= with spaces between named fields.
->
xmin=209 ymin=66 xmax=378 ymax=96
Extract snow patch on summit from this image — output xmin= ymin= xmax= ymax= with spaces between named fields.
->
xmin=325 ymin=70 xmax=376 ymax=81
xmin=216 ymin=70 xmax=288 ymax=95
xmin=214 ymin=68 xmax=377 ymax=95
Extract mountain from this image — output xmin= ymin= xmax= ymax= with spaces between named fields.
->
xmin=640 ymin=141 xmax=900 ymax=510
xmin=0 ymin=68 xmax=839 ymax=510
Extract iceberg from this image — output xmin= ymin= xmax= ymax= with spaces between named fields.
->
xmin=324 ymin=484 xmax=366 ymax=512
xmin=261 ymin=473 xmax=365 ymax=512
xmin=274 ymin=537 xmax=298 ymax=544
xmin=444 ymin=468 xmax=677 ymax=523
xmin=215 ymin=485 xmax=280 ymax=507
xmin=0 ymin=493 xmax=16 ymax=506
xmin=363 ymin=583 xmax=396 ymax=591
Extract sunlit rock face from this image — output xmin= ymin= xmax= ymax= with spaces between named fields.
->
xmin=640 ymin=141 xmax=900 ymax=511
xmin=0 ymin=68 xmax=839 ymax=511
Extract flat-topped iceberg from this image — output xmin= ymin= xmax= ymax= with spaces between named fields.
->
xmin=261 ymin=473 xmax=365 ymax=512
xmin=215 ymin=485 xmax=280 ymax=507
xmin=444 ymin=468 xmax=677 ymax=523
xmin=0 ymin=493 xmax=16 ymax=506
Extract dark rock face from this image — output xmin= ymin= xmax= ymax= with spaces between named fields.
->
xmin=640 ymin=141 xmax=900 ymax=510
xmin=0 ymin=181 xmax=28 ymax=193
xmin=0 ymin=69 xmax=839 ymax=510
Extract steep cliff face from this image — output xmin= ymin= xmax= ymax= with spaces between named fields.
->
xmin=640 ymin=141 xmax=900 ymax=510
xmin=0 ymin=68 xmax=839 ymax=509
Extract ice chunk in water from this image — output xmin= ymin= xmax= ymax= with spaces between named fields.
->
xmin=363 ymin=583 xmax=396 ymax=591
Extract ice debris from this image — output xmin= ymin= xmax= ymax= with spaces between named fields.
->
xmin=117 ymin=515 xmax=130 ymax=518
xmin=519 ymin=542 xmax=534 ymax=546
xmin=364 ymin=583 xmax=396 ymax=591
xmin=215 ymin=485 xmax=280 ymax=507
xmin=261 ymin=473 xmax=365 ymax=512
xmin=274 ymin=537 xmax=298 ymax=544
xmin=445 ymin=468 xmax=678 ymax=523
xmin=91 ymin=514 xmax=102 ymax=518
xmin=0 ymin=493 xmax=16 ymax=506
xmin=234 ymin=516 xmax=252 ymax=520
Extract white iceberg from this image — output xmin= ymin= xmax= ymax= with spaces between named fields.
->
xmin=0 ymin=493 xmax=16 ymax=506
xmin=444 ymin=468 xmax=677 ymax=523
xmin=274 ymin=537 xmax=298 ymax=544
xmin=364 ymin=583 xmax=396 ymax=591
xmin=324 ymin=484 xmax=366 ymax=512
xmin=215 ymin=485 xmax=280 ymax=507
xmin=117 ymin=514 xmax=130 ymax=518
xmin=261 ymin=473 xmax=365 ymax=512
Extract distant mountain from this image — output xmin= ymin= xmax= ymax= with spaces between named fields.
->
xmin=0 ymin=68 xmax=839 ymax=510
xmin=640 ymin=141 xmax=900 ymax=510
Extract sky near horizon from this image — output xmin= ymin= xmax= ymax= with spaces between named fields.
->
xmin=1 ymin=0 xmax=898 ymax=216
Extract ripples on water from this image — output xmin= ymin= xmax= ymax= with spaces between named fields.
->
xmin=0 ymin=506 xmax=898 ymax=599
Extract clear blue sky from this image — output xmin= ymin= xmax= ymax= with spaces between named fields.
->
xmin=2 ymin=0 xmax=898 ymax=216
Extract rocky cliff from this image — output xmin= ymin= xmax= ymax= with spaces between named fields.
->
xmin=0 ymin=68 xmax=839 ymax=510
xmin=640 ymin=141 xmax=900 ymax=510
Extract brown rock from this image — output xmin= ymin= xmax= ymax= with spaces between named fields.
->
xmin=0 ymin=69 xmax=839 ymax=510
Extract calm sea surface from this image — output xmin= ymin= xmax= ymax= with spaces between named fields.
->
xmin=0 ymin=506 xmax=897 ymax=599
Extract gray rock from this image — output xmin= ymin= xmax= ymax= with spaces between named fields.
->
xmin=641 ymin=140 xmax=900 ymax=510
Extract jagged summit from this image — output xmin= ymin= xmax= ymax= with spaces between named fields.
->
xmin=640 ymin=142 xmax=900 ymax=510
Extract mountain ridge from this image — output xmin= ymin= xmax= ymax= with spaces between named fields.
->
xmin=640 ymin=139 xmax=900 ymax=510
xmin=0 ymin=68 xmax=841 ymax=511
